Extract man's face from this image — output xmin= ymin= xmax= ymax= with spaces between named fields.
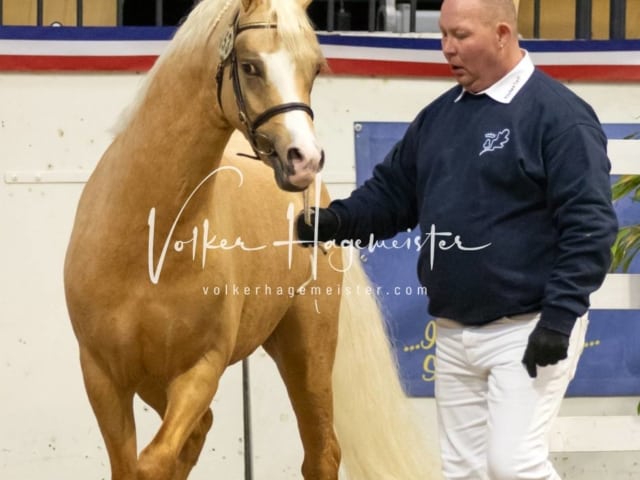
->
xmin=439 ymin=0 xmax=504 ymax=93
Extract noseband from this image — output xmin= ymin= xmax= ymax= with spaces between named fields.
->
xmin=215 ymin=13 xmax=315 ymax=160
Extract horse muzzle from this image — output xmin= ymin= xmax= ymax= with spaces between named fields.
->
xmin=269 ymin=143 xmax=325 ymax=192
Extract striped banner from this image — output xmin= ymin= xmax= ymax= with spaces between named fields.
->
xmin=1 ymin=26 xmax=640 ymax=81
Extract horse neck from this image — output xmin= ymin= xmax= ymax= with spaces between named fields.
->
xmin=114 ymin=56 xmax=233 ymax=213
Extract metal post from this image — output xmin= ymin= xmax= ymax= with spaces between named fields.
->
xmin=327 ymin=0 xmax=335 ymax=32
xmin=37 ymin=0 xmax=44 ymax=26
xmin=77 ymin=0 xmax=83 ymax=26
xmin=117 ymin=0 xmax=124 ymax=26
xmin=533 ymin=0 xmax=541 ymax=38
xmin=155 ymin=0 xmax=163 ymax=26
xmin=575 ymin=0 xmax=592 ymax=39
xmin=368 ymin=0 xmax=375 ymax=31
xmin=242 ymin=358 xmax=254 ymax=480
xmin=610 ymin=0 xmax=626 ymax=39
xmin=409 ymin=0 xmax=417 ymax=32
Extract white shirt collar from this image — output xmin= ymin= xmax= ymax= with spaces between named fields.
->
xmin=454 ymin=50 xmax=534 ymax=104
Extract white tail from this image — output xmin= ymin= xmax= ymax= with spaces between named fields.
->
xmin=333 ymin=248 xmax=442 ymax=479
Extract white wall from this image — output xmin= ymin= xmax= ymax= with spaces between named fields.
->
xmin=2 ymin=71 xmax=640 ymax=479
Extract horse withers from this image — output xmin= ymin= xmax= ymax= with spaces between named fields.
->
xmin=63 ymin=0 xmax=440 ymax=478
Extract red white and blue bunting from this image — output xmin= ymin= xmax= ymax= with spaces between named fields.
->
xmin=0 ymin=26 xmax=639 ymax=81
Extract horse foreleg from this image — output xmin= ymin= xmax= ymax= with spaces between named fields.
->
xmin=79 ymin=347 xmax=137 ymax=480
xmin=137 ymin=379 xmax=214 ymax=480
xmin=263 ymin=302 xmax=341 ymax=480
xmin=136 ymin=353 xmax=224 ymax=480
xmin=175 ymin=408 xmax=213 ymax=479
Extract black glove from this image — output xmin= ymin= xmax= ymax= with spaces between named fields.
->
xmin=522 ymin=325 xmax=570 ymax=378
xmin=295 ymin=208 xmax=340 ymax=246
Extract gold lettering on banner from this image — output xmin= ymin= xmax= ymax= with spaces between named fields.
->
xmin=402 ymin=318 xmax=437 ymax=383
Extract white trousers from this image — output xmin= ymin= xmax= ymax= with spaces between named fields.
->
xmin=435 ymin=312 xmax=588 ymax=480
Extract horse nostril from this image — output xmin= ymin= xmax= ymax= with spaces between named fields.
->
xmin=287 ymin=147 xmax=303 ymax=163
xmin=286 ymin=146 xmax=324 ymax=171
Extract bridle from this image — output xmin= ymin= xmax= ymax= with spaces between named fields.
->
xmin=215 ymin=11 xmax=315 ymax=160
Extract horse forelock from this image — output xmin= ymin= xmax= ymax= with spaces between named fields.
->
xmin=111 ymin=0 xmax=321 ymax=136
xmin=144 ymin=0 xmax=320 ymax=77
xmin=171 ymin=0 xmax=319 ymax=63
xmin=267 ymin=0 xmax=322 ymax=63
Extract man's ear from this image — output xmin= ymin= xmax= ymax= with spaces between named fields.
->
xmin=496 ymin=22 xmax=513 ymax=47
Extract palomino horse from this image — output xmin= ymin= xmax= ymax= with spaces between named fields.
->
xmin=64 ymin=0 xmax=439 ymax=478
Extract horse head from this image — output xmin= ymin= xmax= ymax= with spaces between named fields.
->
xmin=214 ymin=0 xmax=326 ymax=192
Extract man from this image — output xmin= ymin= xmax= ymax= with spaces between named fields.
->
xmin=296 ymin=0 xmax=618 ymax=478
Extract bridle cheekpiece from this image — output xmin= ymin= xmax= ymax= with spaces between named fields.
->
xmin=215 ymin=12 xmax=315 ymax=160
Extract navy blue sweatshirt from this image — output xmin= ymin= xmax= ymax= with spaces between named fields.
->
xmin=331 ymin=69 xmax=618 ymax=335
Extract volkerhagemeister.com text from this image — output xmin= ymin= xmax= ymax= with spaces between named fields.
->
xmin=201 ymin=284 xmax=428 ymax=298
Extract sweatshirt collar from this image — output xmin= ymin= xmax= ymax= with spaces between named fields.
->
xmin=454 ymin=50 xmax=534 ymax=104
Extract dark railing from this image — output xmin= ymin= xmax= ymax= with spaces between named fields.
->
xmin=37 ymin=0 xmax=44 ymax=26
xmin=320 ymin=0 xmax=631 ymax=38
xmin=610 ymin=0 xmax=627 ymax=39
xmin=572 ymin=0 xmax=627 ymax=39
xmin=77 ymin=0 xmax=83 ymax=26
xmin=575 ymin=0 xmax=593 ymax=39
xmin=0 ymin=0 xmax=632 ymax=39
xmin=155 ymin=0 xmax=163 ymax=27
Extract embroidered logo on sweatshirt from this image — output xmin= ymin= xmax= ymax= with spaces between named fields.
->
xmin=479 ymin=128 xmax=510 ymax=156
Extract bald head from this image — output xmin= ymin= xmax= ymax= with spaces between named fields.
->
xmin=483 ymin=0 xmax=518 ymax=28
xmin=439 ymin=0 xmax=524 ymax=92
xmin=442 ymin=0 xmax=518 ymax=30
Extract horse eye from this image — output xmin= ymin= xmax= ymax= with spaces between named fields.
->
xmin=241 ymin=62 xmax=260 ymax=76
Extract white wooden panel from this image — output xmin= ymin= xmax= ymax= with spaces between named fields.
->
xmin=590 ymin=274 xmax=640 ymax=310
xmin=609 ymin=139 xmax=640 ymax=175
